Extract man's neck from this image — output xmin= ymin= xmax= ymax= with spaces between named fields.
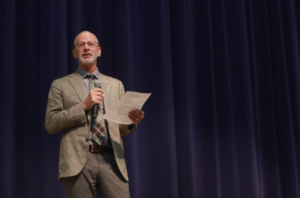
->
xmin=79 ymin=63 xmax=97 ymax=73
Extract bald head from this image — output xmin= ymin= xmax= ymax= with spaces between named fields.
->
xmin=74 ymin=31 xmax=99 ymax=47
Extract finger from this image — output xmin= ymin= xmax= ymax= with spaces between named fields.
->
xmin=93 ymin=88 xmax=105 ymax=94
xmin=130 ymin=111 xmax=144 ymax=118
xmin=129 ymin=113 xmax=143 ymax=121
xmin=128 ymin=112 xmax=141 ymax=122
xmin=128 ymin=114 xmax=138 ymax=123
xmin=128 ymin=114 xmax=135 ymax=120
xmin=91 ymin=94 xmax=103 ymax=99
xmin=91 ymin=97 xmax=102 ymax=104
xmin=92 ymin=92 xmax=105 ymax=97
xmin=128 ymin=112 xmax=138 ymax=118
xmin=90 ymin=90 xmax=105 ymax=97
xmin=133 ymin=109 xmax=144 ymax=115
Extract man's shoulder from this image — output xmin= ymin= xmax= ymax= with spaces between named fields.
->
xmin=50 ymin=72 xmax=79 ymax=87
xmin=99 ymin=73 xmax=122 ymax=84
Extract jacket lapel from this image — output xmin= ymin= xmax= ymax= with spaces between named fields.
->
xmin=68 ymin=71 xmax=86 ymax=102
xmin=98 ymin=72 xmax=110 ymax=111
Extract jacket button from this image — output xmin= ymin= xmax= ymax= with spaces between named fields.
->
xmin=85 ymin=138 xmax=89 ymax=142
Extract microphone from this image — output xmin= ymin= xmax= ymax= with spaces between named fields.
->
xmin=92 ymin=79 xmax=102 ymax=119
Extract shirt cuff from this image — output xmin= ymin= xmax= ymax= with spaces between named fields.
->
xmin=127 ymin=124 xmax=135 ymax=130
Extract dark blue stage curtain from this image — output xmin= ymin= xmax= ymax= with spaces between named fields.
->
xmin=1 ymin=0 xmax=300 ymax=197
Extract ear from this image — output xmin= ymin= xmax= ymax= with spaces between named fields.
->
xmin=72 ymin=49 xmax=77 ymax=58
xmin=97 ymin=47 xmax=102 ymax=57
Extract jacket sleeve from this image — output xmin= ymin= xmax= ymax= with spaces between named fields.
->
xmin=44 ymin=80 xmax=87 ymax=134
xmin=118 ymin=81 xmax=137 ymax=136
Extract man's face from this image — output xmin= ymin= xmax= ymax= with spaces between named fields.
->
xmin=72 ymin=32 xmax=101 ymax=66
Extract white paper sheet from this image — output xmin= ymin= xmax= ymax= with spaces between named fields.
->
xmin=102 ymin=91 xmax=151 ymax=124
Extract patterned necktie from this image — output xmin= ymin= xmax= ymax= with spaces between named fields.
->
xmin=86 ymin=74 xmax=107 ymax=145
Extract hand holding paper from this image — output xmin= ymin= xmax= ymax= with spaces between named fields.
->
xmin=102 ymin=91 xmax=151 ymax=124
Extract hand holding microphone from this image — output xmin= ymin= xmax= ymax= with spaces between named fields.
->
xmin=83 ymin=80 xmax=105 ymax=116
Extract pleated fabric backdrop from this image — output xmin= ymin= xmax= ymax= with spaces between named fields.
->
xmin=0 ymin=0 xmax=300 ymax=197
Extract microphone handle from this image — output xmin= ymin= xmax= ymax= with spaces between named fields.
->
xmin=92 ymin=104 xmax=99 ymax=120
xmin=91 ymin=81 xmax=102 ymax=121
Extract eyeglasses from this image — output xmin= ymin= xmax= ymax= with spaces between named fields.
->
xmin=74 ymin=41 xmax=99 ymax=48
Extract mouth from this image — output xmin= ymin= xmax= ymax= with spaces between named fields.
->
xmin=82 ymin=53 xmax=92 ymax=58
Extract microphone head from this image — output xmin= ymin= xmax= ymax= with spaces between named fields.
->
xmin=94 ymin=79 xmax=102 ymax=88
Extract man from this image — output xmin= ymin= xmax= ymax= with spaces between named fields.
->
xmin=45 ymin=31 xmax=144 ymax=198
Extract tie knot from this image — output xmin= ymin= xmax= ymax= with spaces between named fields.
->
xmin=86 ymin=74 xmax=94 ymax=79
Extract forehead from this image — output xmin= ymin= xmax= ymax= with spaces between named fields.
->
xmin=75 ymin=32 xmax=97 ymax=43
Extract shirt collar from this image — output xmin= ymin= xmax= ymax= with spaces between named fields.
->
xmin=77 ymin=66 xmax=99 ymax=79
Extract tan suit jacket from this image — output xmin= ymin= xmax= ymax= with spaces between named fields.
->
xmin=45 ymin=70 xmax=135 ymax=181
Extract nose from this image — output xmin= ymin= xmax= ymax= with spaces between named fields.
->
xmin=83 ymin=43 xmax=90 ymax=50
xmin=83 ymin=46 xmax=89 ymax=52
